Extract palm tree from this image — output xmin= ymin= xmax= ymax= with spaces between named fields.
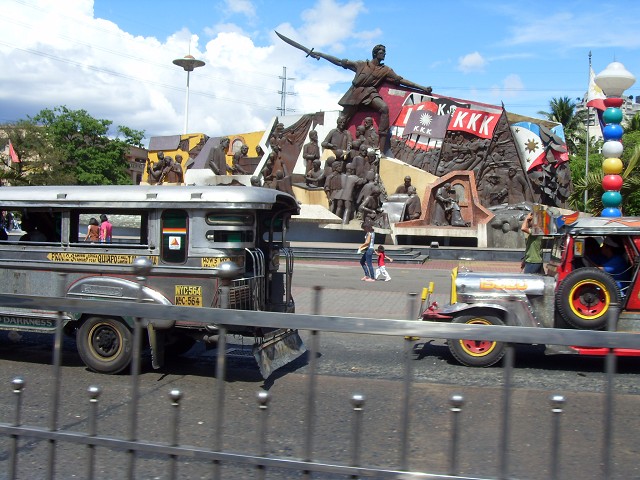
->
xmin=624 ymin=112 xmax=640 ymax=132
xmin=537 ymin=96 xmax=587 ymax=154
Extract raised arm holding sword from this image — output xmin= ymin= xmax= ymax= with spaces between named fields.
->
xmin=275 ymin=31 xmax=432 ymax=153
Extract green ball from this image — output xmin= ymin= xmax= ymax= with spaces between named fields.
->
xmin=603 ymin=107 xmax=623 ymax=124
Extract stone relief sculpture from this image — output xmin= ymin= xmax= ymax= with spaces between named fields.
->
xmin=432 ymin=182 xmax=469 ymax=227
xmin=302 ymin=130 xmax=321 ymax=173
xmin=403 ymin=186 xmax=422 ymax=220
xmin=207 ymin=137 xmax=231 ymax=176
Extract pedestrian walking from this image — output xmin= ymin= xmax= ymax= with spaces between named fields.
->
xmin=358 ymin=222 xmax=376 ymax=282
xmin=84 ymin=217 xmax=100 ymax=242
xmin=99 ymin=214 xmax=113 ymax=243
xmin=374 ymin=245 xmax=393 ymax=281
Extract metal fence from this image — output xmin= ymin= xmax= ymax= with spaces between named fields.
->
xmin=0 ymin=288 xmax=639 ymax=479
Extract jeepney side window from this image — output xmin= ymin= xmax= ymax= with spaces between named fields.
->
xmin=161 ymin=209 xmax=188 ymax=263
xmin=204 ymin=212 xmax=255 ymax=246
xmin=16 ymin=209 xmax=61 ymax=243
xmin=72 ymin=212 xmax=147 ymax=246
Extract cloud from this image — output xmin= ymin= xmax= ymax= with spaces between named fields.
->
xmin=223 ymin=0 xmax=256 ymax=18
xmin=0 ymin=0 xmax=384 ymax=145
xmin=490 ymin=74 xmax=524 ymax=100
xmin=457 ymin=52 xmax=487 ymax=73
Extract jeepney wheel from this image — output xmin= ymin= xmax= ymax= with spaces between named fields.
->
xmin=77 ymin=316 xmax=133 ymax=374
xmin=448 ymin=315 xmax=505 ymax=367
xmin=556 ymin=268 xmax=620 ymax=330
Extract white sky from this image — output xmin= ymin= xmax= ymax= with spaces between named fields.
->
xmin=1 ymin=0 xmax=640 ymax=145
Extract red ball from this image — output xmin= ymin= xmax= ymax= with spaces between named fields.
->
xmin=602 ymin=174 xmax=623 ymax=191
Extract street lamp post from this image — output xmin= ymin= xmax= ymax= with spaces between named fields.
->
xmin=594 ymin=61 xmax=636 ymax=217
xmin=173 ymin=54 xmax=205 ymax=135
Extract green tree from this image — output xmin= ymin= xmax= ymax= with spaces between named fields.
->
xmin=624 ymin=112 xmax=640 ymax=132
xmin=2 ymin=106 xmax=145 ymax=186
xmin=537 ymin=96 xmax=587 ymax=154
xmin=2 ymin=120 xmax=75 ymax=186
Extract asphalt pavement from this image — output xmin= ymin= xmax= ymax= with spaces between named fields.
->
xmin=292 ymin=257 xmax=521 ymax=319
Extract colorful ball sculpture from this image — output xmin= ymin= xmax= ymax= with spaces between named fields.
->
xmin=595 ymin=62 xmax=636 ymax=217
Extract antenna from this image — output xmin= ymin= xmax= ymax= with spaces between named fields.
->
xmin=277 ymin=66 xmax=296 ymax=115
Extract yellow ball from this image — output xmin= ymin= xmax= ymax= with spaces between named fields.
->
xmin=602 ymin=157 xmax=623 ymax=175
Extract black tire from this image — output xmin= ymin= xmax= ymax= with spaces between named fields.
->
xmin=77 ymin=316 xmax=133 ymax=374
xmin=556 ymin=268 xmax=620 ymax=330
xmin=448 ymin=314 xmax=505 ymax=367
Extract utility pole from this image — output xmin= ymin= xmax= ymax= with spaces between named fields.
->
xmin=277 ymin=66 xmax=296 ymax=116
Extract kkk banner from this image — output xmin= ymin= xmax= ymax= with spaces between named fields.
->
xmin=448 ymin=107 xmax=500 ymax=139
xmin=403 ymin=110 xmax=450 ymax=140
xmin=393 ymin=101 xmax=438 ymax=128
xmin=431 ymin=97 xmax=470 ymax=116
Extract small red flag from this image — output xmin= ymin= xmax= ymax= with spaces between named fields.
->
xmin=8 ymin=141 xmax=20 ymax=163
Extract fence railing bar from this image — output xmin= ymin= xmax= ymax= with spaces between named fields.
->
xmin=303 ymin=286 xmax=322 ymax=479
xmin=126 ymin=316 xmax=143 ymax=480
xmin=256 ymin=390 xmax=270 ymax=480
xmin=213 ymin=325 xmax=228 ymax=480
xmin=350 ymin=393 xmax=365 ymax=480
xmin=8 ymin=377 xmax=25 ymax=480
xmin=448 ymin=395 xmax=464 ymax=476
xmin=0 ymin=293 xmax=637 ymax=350
xmin=497 ymin=344 xmax=514 ymax=479
xmin=86 ymin=385 xmax=101 ymax=480
xmin=400 ymin=293 xmax=418 ymax=471
xmin=602 ymin=303 xmax=619 ymax=479
xmin=549 ymin=394 xmax=565 ymax=479
xmin=168 ymin=389 xmax=183 ymax=480
xmin=46 ymin=272 xmax=67 ymax=480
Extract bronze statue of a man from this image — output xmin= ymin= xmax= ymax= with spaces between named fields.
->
xmin=279 ymin=33 xmax=432 ymax=152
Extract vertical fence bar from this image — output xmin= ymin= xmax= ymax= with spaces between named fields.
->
xmin=46 ymin=272 xmax=67 ymax=480
xmin=168 ymin=389 xmax=183 ymax=480
xmin=448 ymin=394 xmax=464 ymax=476
xmin=498 ymin=343 xmax=514 ymax=479
xmin=213 ymin=325 xmax=227 ymax=480
xmin=603 ymin=303 xmax=619 ymax=479
xmin=8 ymin=377 xmax=25 ymax=480
xmin=302 ymin=286 xmax=322 ymax=480
xmin=256 ymin=390 xmax=270 ymax=480
xmin=86 ymin=385 xmax=101 ymax=480
xmin=350 ymin=393 xmax=365 ymax=480
xmin=399 ymin=292 xmax=417 ymax=471
xmin=549 ymin=394 xmax=565 ymax=479
xmin=127 ymin=257 xmax=152 ymax=480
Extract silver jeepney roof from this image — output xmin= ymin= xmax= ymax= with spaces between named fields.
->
xmin=0 ymin=185 xmax=300 ymax=214
xmin=562 ymin=217 xmax=640 ymax=237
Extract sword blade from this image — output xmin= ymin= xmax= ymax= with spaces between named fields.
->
xmin=275 ymin=31 xmax=313 ymax=56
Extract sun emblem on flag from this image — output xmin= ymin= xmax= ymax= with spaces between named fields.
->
xmin=525 ymin=138 xmax=539 ymax=153
xmin=419 ymin=112 xmax=433 ymax=126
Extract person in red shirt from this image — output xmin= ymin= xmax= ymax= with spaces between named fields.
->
xmin=374 ymin=245 xmax=393 ymax=281
xmin=99 ymin=214 xmax=112 ymax=243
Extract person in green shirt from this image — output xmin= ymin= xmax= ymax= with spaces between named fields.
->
xmin=521 ymin=213 xmax=543 ymax=274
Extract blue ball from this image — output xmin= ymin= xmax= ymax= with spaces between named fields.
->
xmin=603 ymin=124 xmax=624 ymax=141
xmin=601 ymin=190 xmax=622 ymax=208
xmin=601 ymin=207 xmax=622 ymax=218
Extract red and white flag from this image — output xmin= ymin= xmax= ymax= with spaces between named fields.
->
xmin=586 ymin=66 xmax=606 ymax=111
xmin=8 ymin=141 xmax=20 ymax=163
